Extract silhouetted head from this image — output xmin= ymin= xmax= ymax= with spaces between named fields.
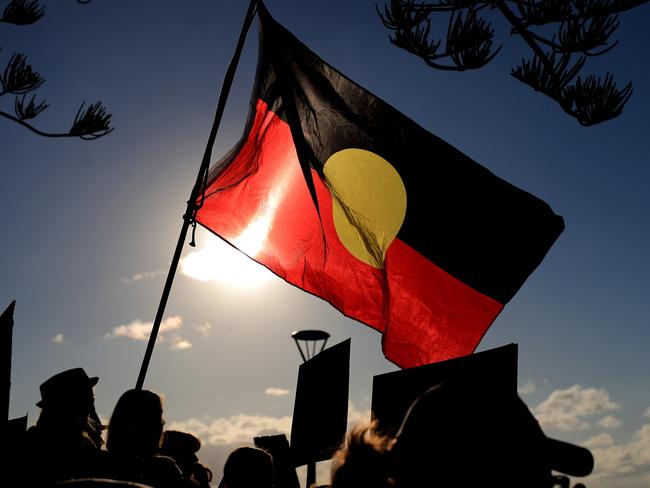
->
xmin=374 ymin=345 xmax=593 ymax=488
xmin=36 ymin=368 xmax=98 ymax=426
xmin=106 ymin=389 xmax=165 ymax=457
xmin=160 ymin=430 xmax=201 ymax=469
xmin=221 ymin=447 xmax=273 ymax=488
xmin=331 ymin=422 xmax=394 ymax=488
xmin=391 ymin=382 xmax=558 ymax=488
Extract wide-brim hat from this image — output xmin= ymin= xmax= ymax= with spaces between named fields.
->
xmin=395 ymin=382 xmax=594 ymax=477
xmin=36 ymin=367 xmax=99 ymax=408
xmin=372 ymin=344 xmax=594 ymax=479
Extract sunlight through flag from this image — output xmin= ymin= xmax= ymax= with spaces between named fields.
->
xmin=181 ymin=237 xmax=275 ymax=289
xmin=196 ymin=3 xmax=564 ymax=367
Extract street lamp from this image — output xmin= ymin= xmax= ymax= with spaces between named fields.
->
xmin=291 ymin=330 xmax=330 ymax=363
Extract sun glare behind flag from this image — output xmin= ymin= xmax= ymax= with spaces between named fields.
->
xmin=195 ymin=3 xmax=564 ymax=368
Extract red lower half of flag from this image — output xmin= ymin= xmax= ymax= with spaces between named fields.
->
xmin=197 ymin=100 xmax=503 ymax=367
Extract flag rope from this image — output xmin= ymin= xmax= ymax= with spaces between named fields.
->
xmin=135 ymin=0 xmax=259 ymax=390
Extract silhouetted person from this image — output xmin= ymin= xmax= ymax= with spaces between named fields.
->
xmin=389 ymin=382 xmax=592 ymax=488
xmin=254 ymin=434 xmax=301 ymax=488
xmin=330 ymin=422 xmax=394 ymax=488
xmin=99 ymin=389 xmax=183 ymax=488
xmin=331 ymin=384 xmax=593 ymax=488
xmin=160 ymin=430 xmax=212 ymax=488
xmin=19 ymin=368 xmax=105 ymax=486
xmin=218 ymin=447 xmax=273 ymax=488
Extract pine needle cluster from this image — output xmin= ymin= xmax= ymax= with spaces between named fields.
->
xmin=378 ymin=0 xmax=648 ymax=125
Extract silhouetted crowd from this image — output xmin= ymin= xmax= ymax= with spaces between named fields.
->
xmin=6 ymin=367 xmax=300 ymax=488
xmin=6 ymin=366 xmax=593 ymax=488
xmin=7 ymin=369 xmax=212 ymax=488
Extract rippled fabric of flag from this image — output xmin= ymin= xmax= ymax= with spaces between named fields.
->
xmin=196 ymin=3 xmax=564 ymax=368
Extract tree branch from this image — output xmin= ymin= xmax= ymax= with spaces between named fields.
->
xmin=515 ymin=0 xmax=648 ymax=28
xmin=495 ymin=0 xmax=563 ymax=87
xmin=522 ymin=25 xmax=619 ymax=56
xmin=0 ymin=101 xmax=113 ymax=139
xmin=0 ymin=109 xmax=77 ymax=138
xmin=378 ymin=0 xmax=648 ymax=125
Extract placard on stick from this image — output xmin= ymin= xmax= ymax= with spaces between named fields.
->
xmin=371 ymin=343 xmax=518 ymax=435
xmin=290 ymin=338 xmax=350 ymax=467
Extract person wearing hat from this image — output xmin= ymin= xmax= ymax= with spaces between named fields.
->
xmin=36 ymin=367 xmax=105 ymax=448
xmin=331 ymin=345 xmax=594 ymax=488
xmin=18 ymin=368 xmax=106 ymax=486
xmin=385 ymin=350 xmax=594 ymax=488
xmin=389 ymin=382 xmax=552 ymax=487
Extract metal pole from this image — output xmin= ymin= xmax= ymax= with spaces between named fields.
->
xmin=135 ymin=0 xmax=258 ymax=389
xmin=306 ymin=462 xmax=316 ymax=488
xmin=1 ymin=301 xmax=16 ymax=426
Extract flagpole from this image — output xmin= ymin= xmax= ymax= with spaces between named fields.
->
xmin=135 ymin=0 xmax=258 ymax=390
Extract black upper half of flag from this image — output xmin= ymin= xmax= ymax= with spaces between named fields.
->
xmin=218 ymin=3 xmax=565 ymax=305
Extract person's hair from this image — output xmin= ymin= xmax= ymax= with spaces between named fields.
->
xmin=191 ymin=462 xmax=213 ymax=484
xmin=222 ymin=446 xmax=273 ymax=488
xmin=106 ymin=389 xmax=165 ymax=457
xmin=331 ymin=422 xmax=395 ymax=488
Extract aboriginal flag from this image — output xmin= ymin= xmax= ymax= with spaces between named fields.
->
xmin=196 ymin=4 xmax=564 ymax=368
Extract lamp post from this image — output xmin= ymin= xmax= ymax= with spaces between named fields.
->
xmin=291 ymin=329 xmax=330 ymax=488
xmin=291 ymin=330 xmax=330 ymax=363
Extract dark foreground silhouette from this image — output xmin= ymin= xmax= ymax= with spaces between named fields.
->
xmin=6 ymin=363 xmax=593 ymax=488
xmin=330 ymin=385 xmax=593 ymax=488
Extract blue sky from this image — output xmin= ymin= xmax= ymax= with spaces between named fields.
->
xmin=2 ymin=1 xmax=649 ymax=486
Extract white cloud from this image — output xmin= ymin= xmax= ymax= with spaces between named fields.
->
xmin=167 ymin=403 xmax=370 ymax=449
xmin=52 ymin=333 xmax=65 ymax=344
xmin=170 ymin=336 xmax=192 ymax=350
xmin=121 ymin=270 xmax=166 ymax=283
xmin=643 ymin=407 xmax=650 ymax=419
xmin=534 ymin=395 xmax=650 ymax=488
xmin=168 ymin=414 xmax=292 ymax=446
xmin=106 ymin=316 xmax=190 ymax=351
xmin=588 ymin=423 xmax=650 ymax=486
xmin=194 ymin=322 xmax=212 ymax=337
xmin=173 ymin=399 xmax=650 ymax=488
xmin=534 ymin=385 xmax=620 ymax=431
xmin=598 ymin=415 xmax=623 ymax=429
xmin=583 ymin=432 xmax=615 ymax=449
xmin=265 ymin=387 xmax=290 ymax=397
xmin=518 ymin=380 xmax=536 ymax=396
xmin=106 ymin=316 xmax=183 ymax=341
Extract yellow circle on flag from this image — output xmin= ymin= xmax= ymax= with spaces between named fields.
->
xmin=324 ymin=148 xmax=407 ymax=268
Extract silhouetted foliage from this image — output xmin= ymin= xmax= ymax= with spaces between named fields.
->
xmin=2 ymin=0 xmax=44 ymax=25
xmin=0 ymin=0 xmax=113 ymax=139
xmin=1 ymin=52 xmax=45 ymax=93
xmin=378 ymin=0 xmax=649 ymax=125
xmin=70 ymin=102 xmax=113 ymax=140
